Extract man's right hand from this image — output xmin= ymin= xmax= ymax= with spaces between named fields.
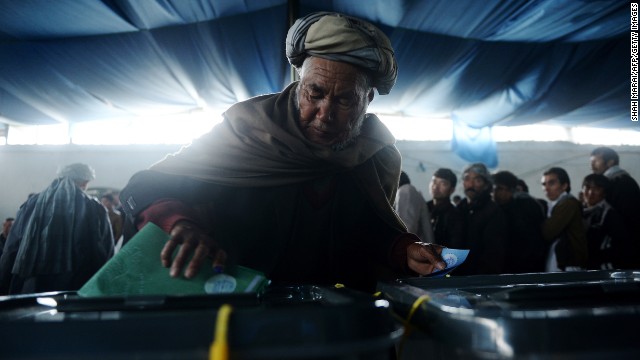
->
xmin=160 ymin=220 xmax=227 ymax=278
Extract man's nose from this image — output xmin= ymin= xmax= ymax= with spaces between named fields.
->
xmin=317 ymin=100 xmax=335 ymax=122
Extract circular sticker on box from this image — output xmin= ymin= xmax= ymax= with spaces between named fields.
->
xmin=204 ymin=274 xmax=237 ymax=294
xmin=443 ymin=253 xmax=458 ymax=268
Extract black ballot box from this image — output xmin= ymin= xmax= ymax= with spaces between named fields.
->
xmin=378 ymin=270 xmax=640 ymax=360
xmin=0 ymin=285 xmax=402 ymax=360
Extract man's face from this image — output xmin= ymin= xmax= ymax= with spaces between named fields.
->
xmin=491 ymin=184 xmax=512 ymax=205
xmin=463 ymin=171 xmax=488 ymax=201
xmin=590 ymin=154 xmax=610 ymax=175
xmin=75 ymin=180 xmax=89 ymax=192
xmin=297 ymin=57 xmax=372 ymax=149
xmin=582 ymin=182 xmax=606 ymax=207
xmin=2 ymin=219 xmax=13 ymax=236
xmin=101 ymin=198 xmax=112 ymax=209
xmin=430 ymin=176 xmax=454 ymax=201
xmin=541 ymin=173 xmax=567 ymax=201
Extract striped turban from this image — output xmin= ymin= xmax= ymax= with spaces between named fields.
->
xmin=285 ymin=12 xmax=398 ymax=95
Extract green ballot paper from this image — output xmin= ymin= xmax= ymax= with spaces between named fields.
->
xmin=78 ymin=222 xmax=269 ymax=297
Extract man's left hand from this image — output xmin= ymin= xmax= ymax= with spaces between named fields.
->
xmin=407 ymin=242 xmax=446 ymax=275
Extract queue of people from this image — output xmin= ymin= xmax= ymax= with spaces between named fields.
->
xmin=421 ymin=146 xmax=639 ymax=275
xmin=0 ymin=12 xmax=637 ymax=297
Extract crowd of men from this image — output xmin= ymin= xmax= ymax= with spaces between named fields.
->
xmin=417 ymin=146 xmax=640 ymax=275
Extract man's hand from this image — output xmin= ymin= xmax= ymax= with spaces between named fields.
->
xmin=160 ymin=220 xmax=227 ymax=278
xmin=407 ymin=242 xmax=446 ymax=275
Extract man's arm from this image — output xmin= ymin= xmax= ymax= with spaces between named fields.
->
xmin=119 ymin=170 xmax=226 ymax=278
xmin=542 ymin=198 xmax=581 ymax=241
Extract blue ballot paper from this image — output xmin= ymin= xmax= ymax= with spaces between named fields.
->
xmin=78 ymin=222 xmax=269 ymax=297
xmin=427 ymin=248 xmax=470 ymax=277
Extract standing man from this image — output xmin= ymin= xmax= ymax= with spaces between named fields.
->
xmin=541 ymin=167 xmax=587 ymax=271
xmin=0 ymin=163 xmax=114 ymax=294
xmin=395 ymin=171 xmax=435 ymax=244
xmin=581 ymin=174 xmax=634 ymax=269
xmin=427 ymin=168 xmax=463 ymax=248
xmin=0 ymin=217 xmax=14 ymax=258
xmin=492 ymin=171 xmax=547 ymax=273
xmin=101 ymin=193 xmax=124 ymax=245
xmin=119 ymin=12 xmax=445 ymax=292
xmin=590 ymin=147 xmax=640 ymax=247
xmin=454 ymin=163 xmax=507 ymax=275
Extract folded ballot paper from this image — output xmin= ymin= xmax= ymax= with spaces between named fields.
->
xmin=78 ymin=222 xmax=270 ymax=297
xmin=427 ymin=248 xmax=470 ymax=277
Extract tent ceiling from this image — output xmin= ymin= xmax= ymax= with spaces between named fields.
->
xmin=0 ymin=0 xmax=633 ymax=132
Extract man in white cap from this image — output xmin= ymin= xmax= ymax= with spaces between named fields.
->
xmin=0 ymin=163 xmax=114 ymax=294
xmin=120 ymin=12 xmax=445 ymax=292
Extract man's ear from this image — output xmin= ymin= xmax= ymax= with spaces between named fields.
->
xmin=606 ymin=159 xmax=616 ymax=169
xmin=368 ymin=89 xmax=375 ymax=104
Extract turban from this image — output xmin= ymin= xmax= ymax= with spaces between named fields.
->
xmin=286 ymin=12 xmax=398 ymax=95
xmin=57 ymin=163 xmax=95 ymax=181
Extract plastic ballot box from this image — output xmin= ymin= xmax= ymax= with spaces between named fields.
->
xmin=0 ymin=285 xmax=402 ymax=360
xmin=378 ymin=270 xmax=640 ymax=359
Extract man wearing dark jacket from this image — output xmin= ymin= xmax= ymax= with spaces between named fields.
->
xmin=541 ymin=167 xmax=587 ymax=271
xmin=492 ymin=171 xmax=547 ymax=273
xmin=590 ymin=147 xmax=640 ymax=255
xmin=454 ymin=163 xmax=507 ymax=275
xmin=427 ymin=168 xmax=463 ymax=248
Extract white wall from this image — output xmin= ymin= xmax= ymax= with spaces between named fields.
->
xmin=0 ymin=144 xmax=182 ymax=220
xmin=1 ymin=141 xmax=638 ymax=220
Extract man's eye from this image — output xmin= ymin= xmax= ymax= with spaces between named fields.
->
xmin=305 ymin=89 xmax=323 ymax=99
xmin=338 ymin=98 xmax=353 ymax=106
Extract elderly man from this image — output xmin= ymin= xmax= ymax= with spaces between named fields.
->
xmin=0 ymin=163 xmax=114 ymax=294
xmin=119 ymin=12 xmax=445 ymax=292
xmin=454 ymin=163 xmax=507 ymax=275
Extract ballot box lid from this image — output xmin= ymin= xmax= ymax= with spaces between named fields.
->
xmin=0 ymin=285 xmax=402 ymax=360
xmin=378 ymin=270 xmax=640 ymax=358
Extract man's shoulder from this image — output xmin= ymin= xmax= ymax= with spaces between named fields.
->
xmin=610 ymin=171 xmax=640 ymax=190
xmin=554 ymin=195 xmax=582 ymax=213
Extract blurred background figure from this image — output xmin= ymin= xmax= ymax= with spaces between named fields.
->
xmin=581 ymin=174 xmax=635 ymax=270
xmin=0 ymin=163 xmax=114 ymax=295
xmin=492 ymin=171 xmax=547 ymax=273
xmin=541 ymin=167 xmax=586 ymax=272
xmin=101 ymin=193 xmax=124 ymax=250
xmin=427 ymin=168 xmax=463 ymax=248
xmin=590 ymin=147 xmax=640 ymax=253
xmin=395 ymin=171 xmax=435 ymax=244
xmin=0 ymin=217 xmax=14 ymax=258
xmin=455 ymin=163 xmax=507 ymax=275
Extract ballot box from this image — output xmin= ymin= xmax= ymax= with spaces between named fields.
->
xmin=0 ymin=285 xmax=402 ymax=360
xmin=378 ymin=270 xmax=640 ymax=359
